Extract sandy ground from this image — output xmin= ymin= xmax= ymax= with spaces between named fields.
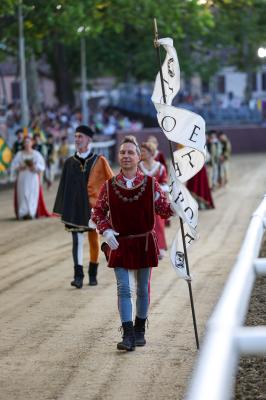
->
xmin=234 ymin=238 xmax=266 ymax=400
xmin=0 ymin=153 xmax=266 ymax=400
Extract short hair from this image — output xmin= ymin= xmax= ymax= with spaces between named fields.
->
xmin=15 ymin=128 xmax=23 ymax=136
xmin=141 ymin=141 xmax=156 ymax=156
xmin=120 ymin=135 xmax=141 ymax=156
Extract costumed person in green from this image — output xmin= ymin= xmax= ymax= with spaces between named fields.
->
xmin=53 ymin=125 xmax=113 ymax=288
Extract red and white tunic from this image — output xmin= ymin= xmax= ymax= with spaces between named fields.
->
xmin=92 ymin=169 xmax=173 ymax=269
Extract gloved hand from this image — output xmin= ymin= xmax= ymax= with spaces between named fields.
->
xmin=88 ymin=218 xmax=96 ymax=229
xmin=103 ymin=229 xmax=119 ymax=250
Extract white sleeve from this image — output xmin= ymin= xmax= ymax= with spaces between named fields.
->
xmin=10 ymin=152 xmax=22 ymax=181
xmin=34 ymin=151 xmax=45 ymax=172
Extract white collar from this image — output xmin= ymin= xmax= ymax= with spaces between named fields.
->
xmin=77 ymin=144 xmax=92 ymax=159
xmin=123 ymin=175 xmax=136 ymax=189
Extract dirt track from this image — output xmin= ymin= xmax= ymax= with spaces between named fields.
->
xmin=0 ymin=153 xmax=266 ymax=400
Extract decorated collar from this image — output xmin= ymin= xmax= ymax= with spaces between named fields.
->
xmin=115 ymin=168 xmax=144 ymax=188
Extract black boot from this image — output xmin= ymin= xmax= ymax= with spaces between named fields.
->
xmin=71 ymin=265 xmax=84 ymax=289
xmin=117 ymin=321 xmax=136 ymax=351
xmin=88 ymin=262 xmax=98 ymax=286
xmin=134 ymin=316 xmax=146 ymax=346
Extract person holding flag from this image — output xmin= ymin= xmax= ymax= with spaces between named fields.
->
xmin=92 ymin=135 xmax=176 ymax=352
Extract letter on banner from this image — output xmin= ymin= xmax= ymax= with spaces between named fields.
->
xmin=151 ymin=37 xmax=206 ymax=280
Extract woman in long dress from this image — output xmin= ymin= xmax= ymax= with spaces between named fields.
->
xmin=139 ymin=141 xmax=168 ymax=259
xmin=11 ymin=136 xmax=50 ymax=219
xmin=186 ymin=164 xmax=215 ymax=210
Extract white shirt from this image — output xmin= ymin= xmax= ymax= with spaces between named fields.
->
xmin=123 ymin=175 xmax=136 ymax=189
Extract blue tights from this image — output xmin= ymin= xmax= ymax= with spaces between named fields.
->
xmin=114 ymin=267 xmax=151 ymax=323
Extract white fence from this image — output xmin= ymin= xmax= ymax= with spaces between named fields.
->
xmin=186 ymin=194 xmax=266 ymax=400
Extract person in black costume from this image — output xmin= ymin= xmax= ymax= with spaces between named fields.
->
xmin=53 ymin=125 xmax=113 ymax=288
xmin=12 ymin=128 xmax=24 ymax=155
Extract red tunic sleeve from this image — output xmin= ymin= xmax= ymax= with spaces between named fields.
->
xmin=154 ymin=180 xmax=173 ymax=219
xmin=91 ymin=182 xmax=112 ymax=233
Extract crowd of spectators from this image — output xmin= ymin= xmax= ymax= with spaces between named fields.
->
xmin=0 ymin=103 xmax=144 ymax=150
xmin=0 ymin=103 xmax=144 ymax=184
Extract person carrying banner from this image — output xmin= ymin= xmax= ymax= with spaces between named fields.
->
xmin=10 ymin=135 xmax=50 ymax=219
xmin=139 ymin=141 xmax=169 ymax=258
xmin=53 ymin=125 xmax=113 ymax=289
xmin=92 ymin=135 xmax=175 ymax=352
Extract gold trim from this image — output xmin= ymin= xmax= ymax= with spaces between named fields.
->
xmin=73 ymin=153 xmax=97 ymax=172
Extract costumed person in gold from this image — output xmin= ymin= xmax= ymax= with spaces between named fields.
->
xmin=53 ymin=125 xmax=113 ymax=288
xmin=139 ymin=141 xmax=169 ymax=259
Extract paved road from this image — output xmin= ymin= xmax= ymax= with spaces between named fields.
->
xmin=0 ymin=154 xmax=265 ymax=400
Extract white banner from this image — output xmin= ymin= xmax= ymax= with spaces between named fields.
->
xmin=151 ymin=37 xmax=206 ymax=280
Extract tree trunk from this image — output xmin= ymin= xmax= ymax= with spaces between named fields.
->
xmin=27 ymin=53 xmax=42 ymax=113
xmin=51 ymin=42 xmax=74 ymax=106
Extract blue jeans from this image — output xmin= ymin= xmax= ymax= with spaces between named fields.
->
xmin=114 ymin=268 xmax=151 ymax=323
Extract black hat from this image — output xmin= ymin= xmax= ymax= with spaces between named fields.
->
xmin=75 ymin=125 xmax=94 ymax=138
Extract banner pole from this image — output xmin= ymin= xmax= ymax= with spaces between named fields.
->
xmin=153 ymin=18 xmax=199 ymax=350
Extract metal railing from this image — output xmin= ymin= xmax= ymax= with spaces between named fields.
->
xmin=110 ymin=90 xmax=263 ymax=125
xmin=186 ymin=194 xmax=266 ymax=400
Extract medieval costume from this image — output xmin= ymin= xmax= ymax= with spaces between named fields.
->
xmin=186 ymin=164 xmax=215 ymax=210
xmin=139 ymin=160 xmax=168 ymax=257
xmin=154 ymin=149 xmax=168 ymax=173
xmin=92 ymin=168 xmax=174 ymax=348
xmin=218 ymin=132 xmax=231 ymax=186
xmin=53 ymin=125 xmax=113 ymax=288
xmin=11 ymin=149 xmax=50 ymax=219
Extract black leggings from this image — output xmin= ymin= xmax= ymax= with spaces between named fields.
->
xmin=72 ymin=232 xmax=84 ymax=266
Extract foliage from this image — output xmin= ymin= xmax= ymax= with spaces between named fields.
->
xmin=0 ymin=0 xmax=266 ymax=100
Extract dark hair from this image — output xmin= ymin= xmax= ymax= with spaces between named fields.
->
xmin=15 ymin=128 xmax=23 ymax=136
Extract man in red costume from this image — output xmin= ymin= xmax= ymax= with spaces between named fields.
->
xmin=92 ymin=136 xmax=175 ymax=352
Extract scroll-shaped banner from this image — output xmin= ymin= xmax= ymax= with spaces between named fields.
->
xmin=151 ymin=37 xmax=180 ymax=106
xmin=152 ymin=38 xmax=206 ymax=182
xmin=151 ymin=37 xmax=206 ymax=280
xmin=169 ymin=164 xmax=199 ymax=279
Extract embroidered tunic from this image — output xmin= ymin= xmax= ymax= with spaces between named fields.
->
xmin=53 ymin=153 xmax=113 ymax=231
xmin=92 ymin=169 xmax=174 ymax=269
